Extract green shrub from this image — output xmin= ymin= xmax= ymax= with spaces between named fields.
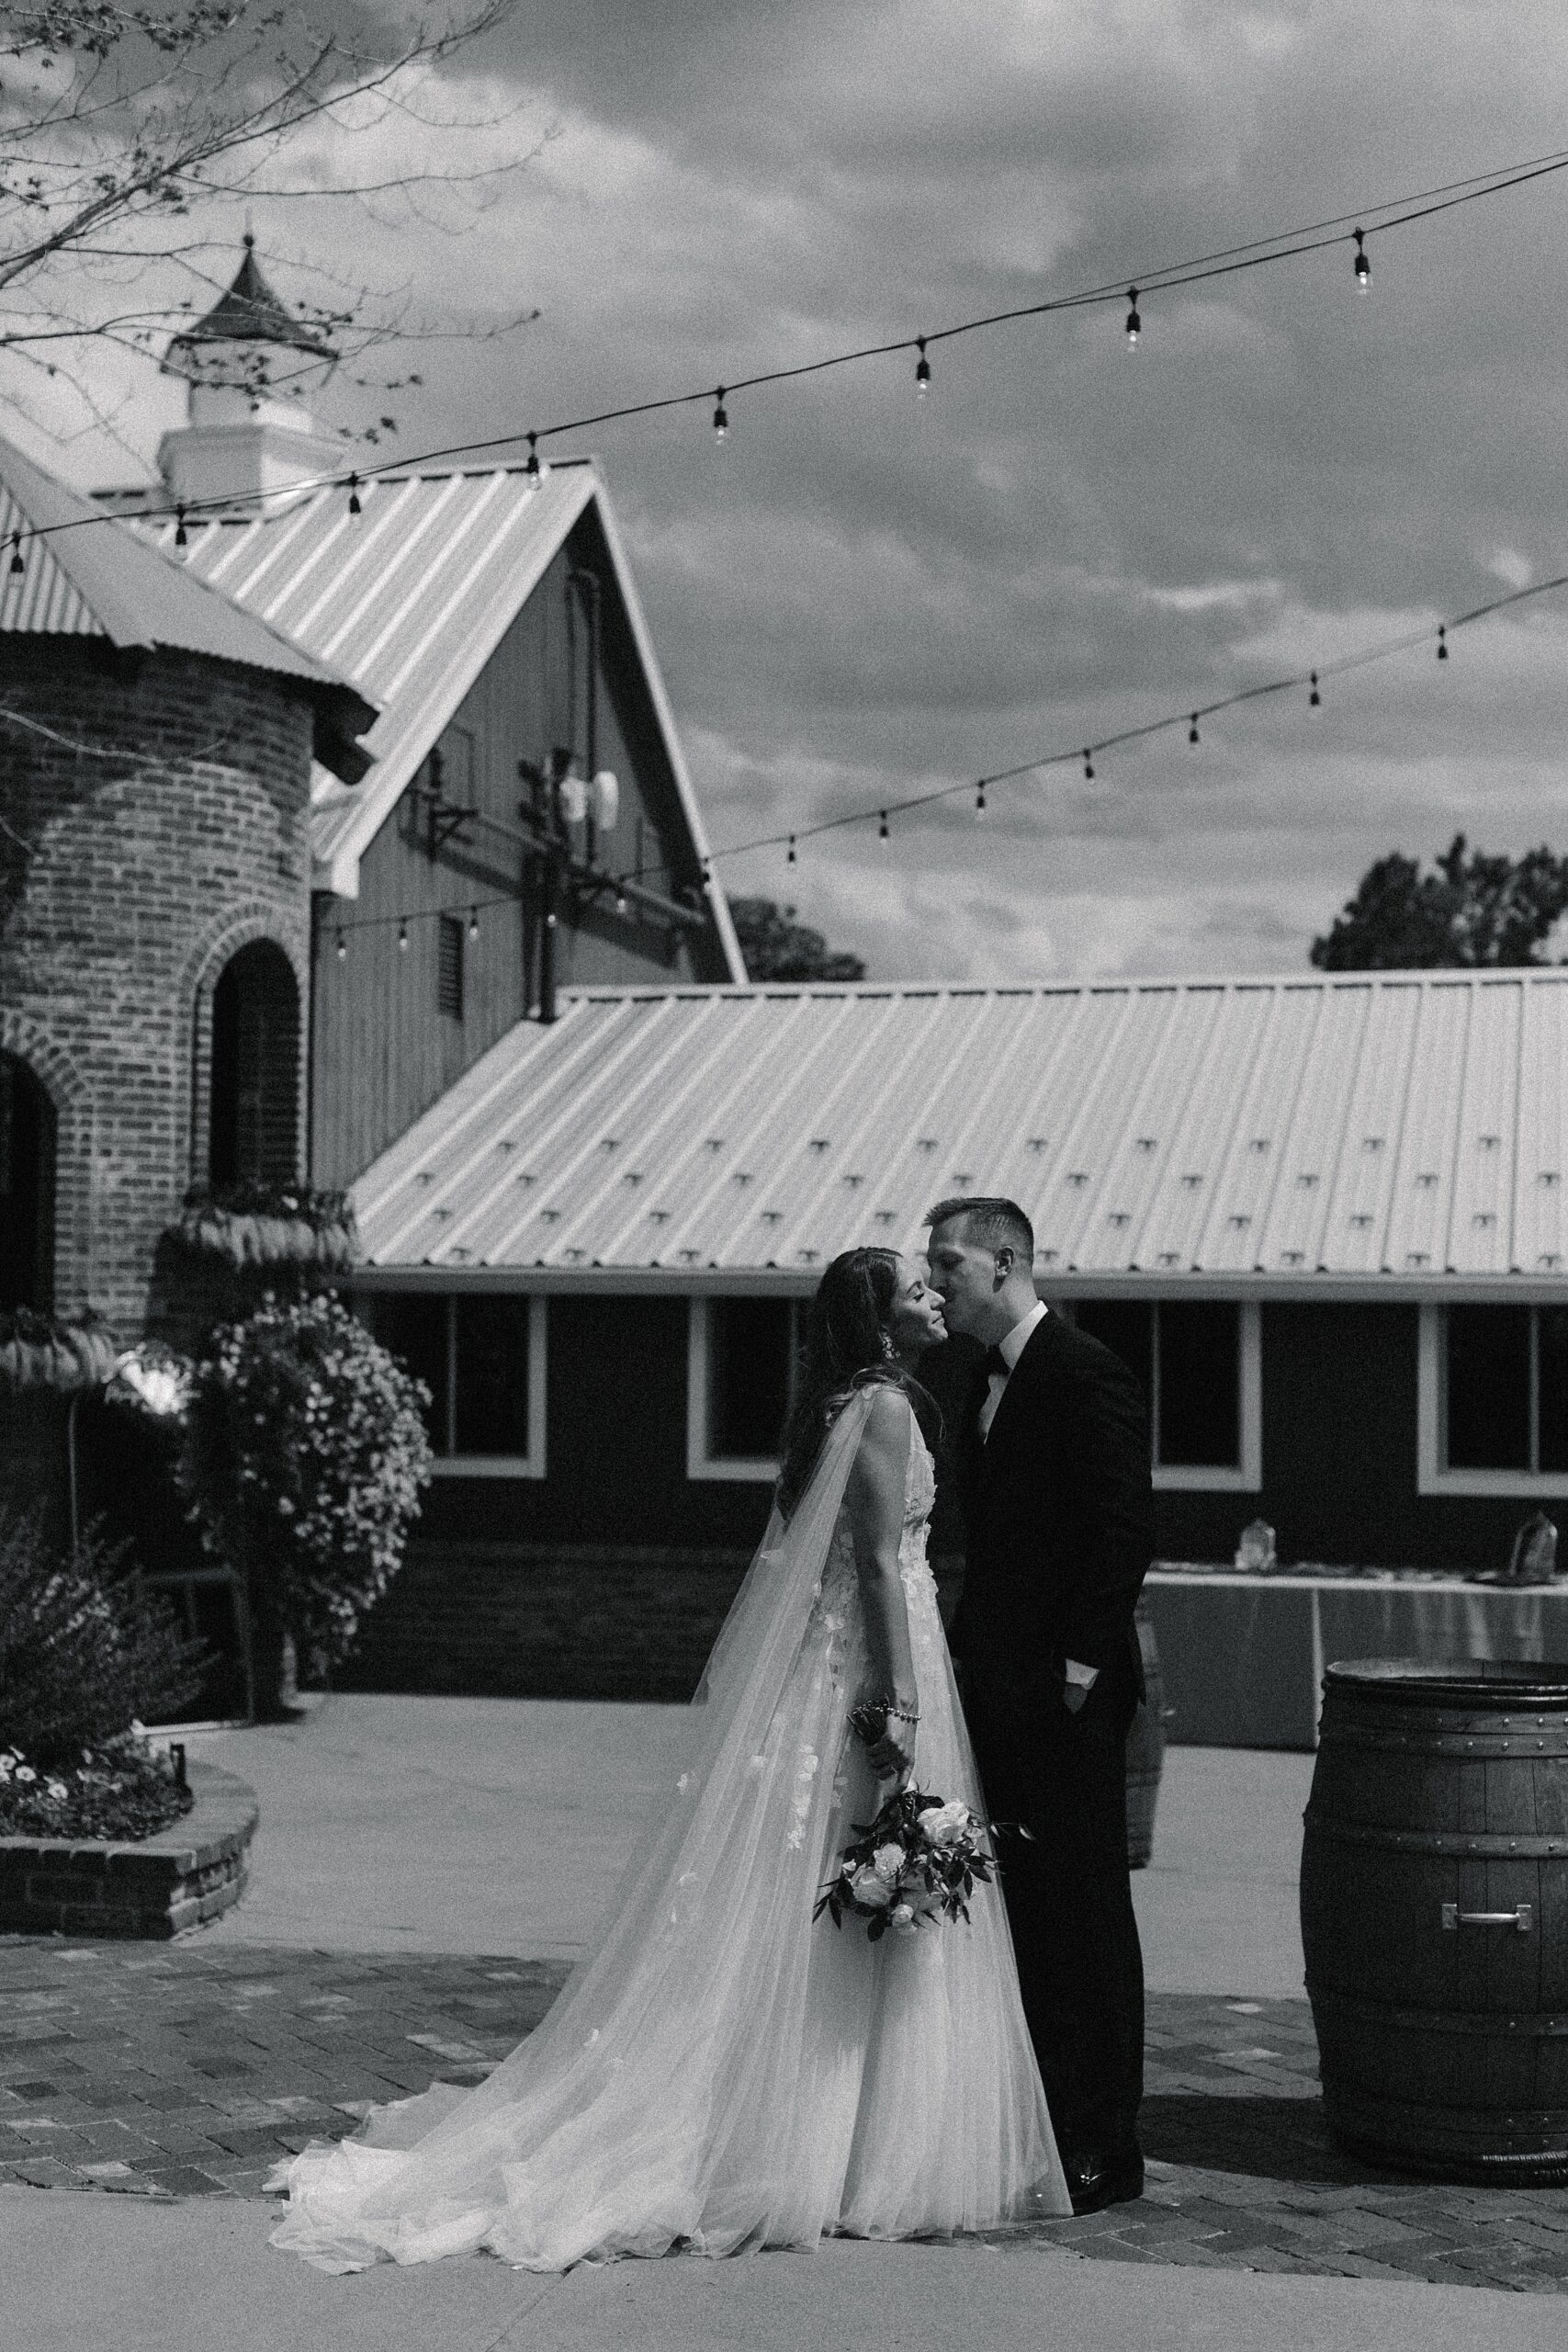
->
xmin=0 ymin=1511 xmax=207 ymax=1767
xmin=179 ymin=1293 xmax=432 ymax=1665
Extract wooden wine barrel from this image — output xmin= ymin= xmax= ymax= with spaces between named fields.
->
xmin=1302 ymin=1657 xmax=1568 ymax=2184
xmin=1125 ymin=1598 xmax=1167 ymax=1871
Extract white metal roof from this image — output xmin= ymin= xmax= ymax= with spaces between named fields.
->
xmin=127 ymin=457 xmax=744 ymax=977
xmin=350 ymin=969 xmax=1568 ymax=1289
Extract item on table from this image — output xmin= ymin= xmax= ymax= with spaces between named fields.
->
xmin=1506 ymin=1510 xmax=1558 ymax=1586
xmin=1234 ymin=1518 xmax=1278 ymax=1574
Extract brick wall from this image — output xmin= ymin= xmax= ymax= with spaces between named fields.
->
xmin=0 ymin=643 xmax=315 ymax=1334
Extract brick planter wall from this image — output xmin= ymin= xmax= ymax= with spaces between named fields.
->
xmin=0 ymin=1760 xmax=257 ymax=1939
xmin=0 ymin=642 xmax=316 ymax=1333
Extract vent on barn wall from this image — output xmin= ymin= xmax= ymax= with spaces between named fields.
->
xmin=437 ymin=914 xmax=465 ymax=1022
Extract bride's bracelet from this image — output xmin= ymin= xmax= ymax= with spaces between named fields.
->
xmin=849 ymin=1696 xmax=921 ymax=1743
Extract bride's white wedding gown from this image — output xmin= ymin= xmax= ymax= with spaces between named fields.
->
xmin=268 ymin=1388 xmax=1069 ymax=2272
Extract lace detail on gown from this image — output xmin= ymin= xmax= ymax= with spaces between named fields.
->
xmin=268 ymin=1393 xmax=1067 ymax=2273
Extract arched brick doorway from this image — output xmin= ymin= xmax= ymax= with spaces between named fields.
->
xmin=0 ymin=1050 xmax=55 ymax=1310
xmin=209 ymin=939 xmax=299 ymax=1188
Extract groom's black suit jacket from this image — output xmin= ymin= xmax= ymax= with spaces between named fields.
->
xmin=951 ymin=1310 xmax=1154 ymax=1715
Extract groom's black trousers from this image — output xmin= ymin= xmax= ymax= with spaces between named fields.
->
xmin=966 ymin=1656 xmax=1145 ymax=2159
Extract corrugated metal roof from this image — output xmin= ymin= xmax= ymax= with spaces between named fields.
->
xmin=131 ymin=458 xmax=745 ymax=975
xmin=351 ymin=970 xmax=1568 ymax=1285
xmin=0 ymin=432 xmax=365 ymax=707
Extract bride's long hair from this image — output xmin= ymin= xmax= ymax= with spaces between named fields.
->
xmin=775 ymin=1248 xmax=939 ymax=1521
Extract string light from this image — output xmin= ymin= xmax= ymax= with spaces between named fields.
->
xmin=1125 ymin=288 xmax=1141 ymax=348
xmin=1083 ymin=752 xmax=1095 ymax=780
xmin=468 ymin=906 xmax=479 ymax=941
xmin=1188 ymin=714 xmax=1201 ymax=746
xmin=1353 ymin=228 xmax=1371 ymax=291
xmin=398 ymin=920 xmax=409 ymax=951
xmin=8 ymin=533 xmax=22 ymax=576
xmin=1309 ymin=671 xmax=1322 ymax=707
xmin=878 ymin=810 xmax=890 ymax=841
xmin=175 ymin=505 xmax=188 ymax=547
xmin=335 ymin=928 xmax=347 ymax=960
xmin=712 ymin=389 xmax=728 ymax=442
xmin=786 ymin=835 xmax=796 ymax=865
xmin=915 ymin=336 xmax=931 ymax=397
xmin=347 ymin=474 xmax=362 ymax=515
xmin=975 ymin=783 xmax=987 ymax=818
xmin=1437 ymin=623 xmax=1449 ymax=662
xmin=615 ymin=885 xmax=629 ymax=916
xmin=525 ymin=433 xmax=543 ymax=481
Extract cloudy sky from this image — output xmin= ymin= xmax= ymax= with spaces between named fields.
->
xmin=17 ymin=0 xmax=1568 ymax=981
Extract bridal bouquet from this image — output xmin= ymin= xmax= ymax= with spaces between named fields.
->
xmin=815 ymin=1786 xmax=999 ymax=1940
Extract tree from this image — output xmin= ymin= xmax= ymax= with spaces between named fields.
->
xmin=1311 ymin=836 xmax=1568 ymax=971
xmin=0 ymin=0 xmax=540 ymax=449
xmin=728 ymin=897 xmax=867 ymax=983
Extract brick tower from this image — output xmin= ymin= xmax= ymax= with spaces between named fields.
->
xmin=0 ymin=430 xmax=372 ymax=1335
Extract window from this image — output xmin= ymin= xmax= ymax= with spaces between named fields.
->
xmin=436 ymin=914 xmax=464 ymax=1021
xmin=687 ymin=1297 xmax=801 ymax=1480
xmin=1419 ymin=1304 xmax=1568 ymax=1494
xmin=1071 ymin=1298 xmax=1261 ymax=1490
xmin=365 ymin=1293 xmax=547 ymax=1476
xmin=208 ymin=940 xmax=299 ymax=1187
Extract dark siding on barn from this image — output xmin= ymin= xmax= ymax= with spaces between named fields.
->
xmin=310 ymin=512 xmax=730 ymax=1189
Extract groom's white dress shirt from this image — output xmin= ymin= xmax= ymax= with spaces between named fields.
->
xmin=978 ymin=1300 xmax=1099 ymax=1694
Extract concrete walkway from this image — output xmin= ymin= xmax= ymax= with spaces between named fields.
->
xmin=182 ymin=1693 xmax=1314 ymax=1993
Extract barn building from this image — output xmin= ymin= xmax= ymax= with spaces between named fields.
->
xmin=332 ymin=969 xmax=1568 ymax=1702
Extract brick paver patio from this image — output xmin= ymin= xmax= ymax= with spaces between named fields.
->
xmin=4 ymin=1937 xmax=1568 ymax=2291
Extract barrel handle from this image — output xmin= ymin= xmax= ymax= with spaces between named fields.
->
xmin=1440 ymin=1902 xmax=1534 ymax=1933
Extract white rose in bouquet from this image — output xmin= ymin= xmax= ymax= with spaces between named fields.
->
xmin=889 ymin=1902 xmax=917 ymax=1934
xmin=919 ymin=1801 xmax=972 ymax=1848
xmin=871 ymin=1841 xmax=906 ymax=1883
xmin=850 ymin=1865 xmax=894 ymax=1909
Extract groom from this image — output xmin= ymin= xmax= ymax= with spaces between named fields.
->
xmin=926 ymin=1195 xmax=1153 ymax=2215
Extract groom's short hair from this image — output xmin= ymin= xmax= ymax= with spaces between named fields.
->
xmin=925 ymin=1195 xmax=1034 ymax=1261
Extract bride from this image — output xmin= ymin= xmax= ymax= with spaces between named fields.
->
xmin=268 ymin=1247 xmax=1069 ymax=2272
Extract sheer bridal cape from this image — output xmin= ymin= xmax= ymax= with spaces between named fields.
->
xmin=268 ymin=1387 xmax=1068 ymax=2272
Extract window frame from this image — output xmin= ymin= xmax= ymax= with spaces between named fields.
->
xmin=1071 ymin=1295 xmax=1261 ymax=1491
xmin=367 ymin=1292 xmax=547 ymax=1479
xmin=686 ymin=1295 xmax=801 ymax=1482
xmin=1418 ymin=1302 xmax=1568 ymax=1498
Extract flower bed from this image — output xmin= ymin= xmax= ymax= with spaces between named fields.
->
xmin=0 ymin=1741 xmax=193 ymax=1841
xmin=0 ymin=1760 xmax=257 ymax=1938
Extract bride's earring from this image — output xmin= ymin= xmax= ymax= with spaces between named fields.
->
xmin=880 ymin=1329 xmax=897 ymax=1362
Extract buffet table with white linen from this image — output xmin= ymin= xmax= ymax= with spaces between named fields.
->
xmin=1142 ymin=1568 xmax=1568 ymax=1750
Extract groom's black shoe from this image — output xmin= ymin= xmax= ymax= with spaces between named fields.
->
xmin=1065 ymin=2144 xmax=1144 ymax=2215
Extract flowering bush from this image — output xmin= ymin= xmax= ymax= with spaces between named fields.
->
xmin=178 ymin=1294 xmax=432 ymax=1675
xmin=0 ymin=1737 xmax=191 ymax=1840
xmin=0 ymin=1510 xmax=207 ymax=1768
xmin=815 ymin=1785 xmax=1001 ymax=1941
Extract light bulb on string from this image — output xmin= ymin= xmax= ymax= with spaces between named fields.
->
xmin=398 ymin=920 xmax=410 ymax=952
xmin=1083 ymin=752 xmax=1095 ymax=781
xmin=786 ymin=836 xmax=796 ymax=866
xmin=335 ymin=929 xmax=347 ymax=961
xmin=1125 ymin=288 xmax=1141 ymax=348
xmin=347 ymin=474 xmax=362 ymax=515
xmin=1437 ymin=624 xmax=1449 ymax=662
xmin=175 ymin=505 xmax=188 ymax=548
xmin=975 ymin=783 xmax=987 ymax=820
xmin=1309 ymin=671 xmax=1322 ymax=707
xmin=615 ymin=885 xmax=629 ymax=917
xmin=1352 ymin=229 xmax=1370 ymax=293
xmin=878 ymin=810 xmax=890 ymax=842
xmin=468 ymin=907 xmax=479 ymax=943
xmin=915 ymin=336 xmax=931 ymax=398
xmin=712 ymin=389 xmax=728 ymax=442
xmin=525 ymin=433 xmax=543 ymax=481
xmin=8 ymin=533 xmax=23 ymax=576
xmin=1188 ymin=714 xmax=1201 ymax=746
